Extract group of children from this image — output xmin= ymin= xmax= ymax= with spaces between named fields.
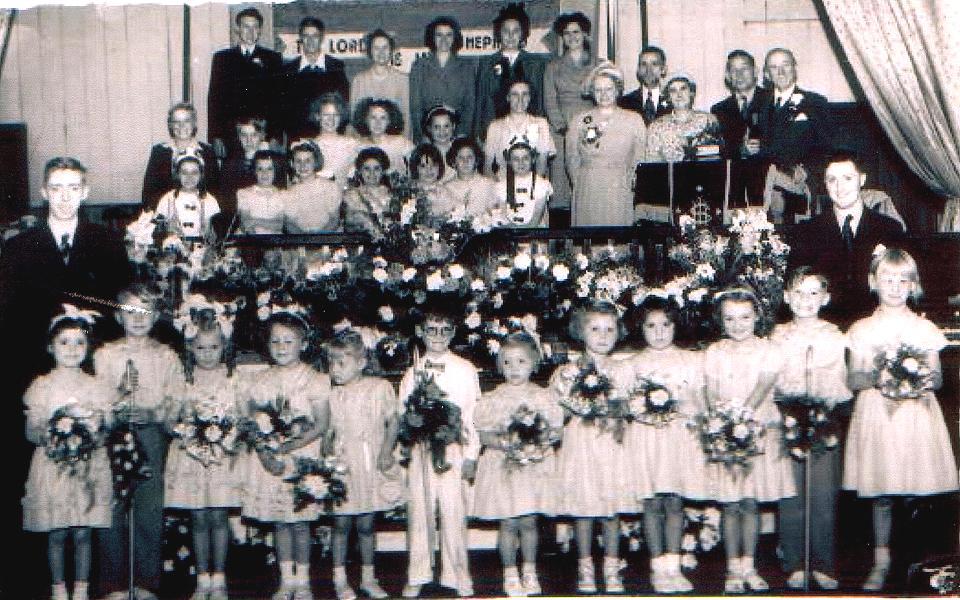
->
xmin=23 ymin=247 xmax=959 ymax=600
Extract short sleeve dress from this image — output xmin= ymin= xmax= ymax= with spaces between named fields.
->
xmin=164 ymin=366 xmax=243 ymax=509
xmin=703 ymin=337 xmax=796 ymax=502
xmin=843 ymin=310 xmax=959 ymax=497
xmin=237 ymin=185 xmax=285 ymax=234
xmin=241 ymin=363 xmax=331 ymax=523
xmin=484 ymin=114 xmax=556 ymax=173
xmin=472 ymin=381 xmax=563 ymax=519
xmin=282 ymin=177 xmax=343 ymax=233
xmin=328 ymin=376 xmax=403 ymax=515
xmin=23 ymin=370 xmax=113 ymax=531
xmin=625 ymin=346 xmax=709 ymax=502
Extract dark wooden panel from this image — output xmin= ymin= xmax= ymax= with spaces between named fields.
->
xmin=0 ymin=123 xmax=28 ymax=222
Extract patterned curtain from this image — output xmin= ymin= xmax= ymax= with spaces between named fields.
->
xmin=820 ymin=0 xmax=960 ymax=230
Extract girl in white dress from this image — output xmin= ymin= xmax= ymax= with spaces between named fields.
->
xmin=325 ymin=331 xmax=400 ymax=600
xmin=311 ymin=93 xmax=359 ymax=187
xmin=492 ymin=142 xmax=552 ymax=228
xmin=473 ymin=333 xmax=563 ymax=597
xmin=283 ymin=140 xmax=342 ymax=233
xmin=484 ymin=79 xmax=555 ymax=179
xmin=843 ymin=248 xmax=959 ymax=591
xmin=164 ymin=302 xmax=243 ymax=600
xmin=23 ymin=307 xmax=115 ymax=600
xmin=156 ymin=154 xmax=221 ymax=239
xmin=242 ymin=310 xmax=331 ymax=600
xmin=443 ymin=137 xmax=497 ymax=220
xmin=550 ymin=300 xmax=633 ymax=594
xmin=703 ymin=288 xmax=795 ymax=593
xmin=626 ymin=295 xmax=706 ymax=594
xmin=237 ymin=149 xmax=286 ymax=234
xmin=421 ymin=105 xmax=458 ymax=183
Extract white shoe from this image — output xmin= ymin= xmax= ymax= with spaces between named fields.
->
xmin=72 ymin=583 xmax=90 ymax=600
xmin=292 ymin=585 xmax=314 ymax=600
xmin=359 ymin=580 xmax=389 ymax=599
xmin=741 ymin=570 xmax=768 ymax=592
xmin=271 ymin=586 xmax=293 ymax=600
xmin=669 ymin=570 xmax=693 ymax=593
xmin=51 ymin=583 xmax=69 ymax=600
xmin=650 ymin=568 xmax=675 ymax=594
xmin=863 ymin=564 xmax=889 ymax=592
xmin=603 ymin=563 xmax=625 ymax=594
xmin=812 ymin=570 xmax=839 ymax=590
xmin=723 ymin=571 xmax=745 ymax=594
xmin=577 ymin=561 xmax=597 ymax=594
xmin=786 ymin=570 xmax=806 ymax=590
xmin=504 ymin=572 xmax=526 ymax=597
xmin=334 ymin=580 xmax=356 ymax=600
xmin=456 ymin=585 xmax=474 ymax=597
xmin=209 ymin=586 xmax=229 ymax=600
xmin=521 ymin=572 xmax=541 ymax=596
xmin=401 ymin=583 xmax=422 ymax=598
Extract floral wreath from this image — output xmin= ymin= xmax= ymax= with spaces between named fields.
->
xmin=174 ymin=293 xmax=245 ymax=340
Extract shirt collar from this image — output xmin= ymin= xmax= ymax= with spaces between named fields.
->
xmin=239 ymin=43 xmax=256 ymax=56
xmin=642 ymin=85 xmax=661 ymax=102
xmin=502 ymin=50 xmax=520 ymax=65
xmin=47 ymin=216 xmax=78 ymax=244
xmin=299 ymin=53 xmax=326 ymax=71
xmin=737 ymin=87 xmax=756 ymax=105
xmin=834 ymin=201 xmax=864 ymax=233
xmin=775 ymin=85 xmax=797 ymax=104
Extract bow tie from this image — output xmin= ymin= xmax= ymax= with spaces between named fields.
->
xmin=424 ymin=360 xmax=445 ymax=372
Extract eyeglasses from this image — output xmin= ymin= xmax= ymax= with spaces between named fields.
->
xmin=424 ymin=326 xmax=454 ymax=336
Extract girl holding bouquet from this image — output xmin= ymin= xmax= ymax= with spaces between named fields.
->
xmin=551 ymin=300 xmax=634 ymax=594
xmin=325 ymin=331 xmax=400 ymax=600
xmin=473 ymin=333 xmax=563 ymax=597
xmin=164 ymin=301 xmax=243 ymax=600
xmin=626 ymin=295 xmax=706 ymax=594
xmin=843 ymin=248 xmax=958 ymax=591
xmin=24 ymin=307 xmax=115 ymax=600
xmin=242 ymin=309 xmax=330 ymax=600
xmin=703 ymin=288 xmax=795 ymax=593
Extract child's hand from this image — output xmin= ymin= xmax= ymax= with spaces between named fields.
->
xmin=461 ymin=458 xmax=477 ymax=482
xmin=377 ymin=452 xmax=395 ymax=473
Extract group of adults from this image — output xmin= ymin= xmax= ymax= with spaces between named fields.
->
xmin=139 ymin=3 xmax=840 ymax=235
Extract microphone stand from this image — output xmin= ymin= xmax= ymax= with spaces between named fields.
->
xmin=803 ymin=345 xmax=813 ymax=593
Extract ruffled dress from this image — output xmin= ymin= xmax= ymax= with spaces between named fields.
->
xmin=703 ymin=338 xmax=796 ymax=502
xmin=472 ymin=382 xmax=563 ymax=519
xmin=843 ymin=310 xmax=959 ymax=496
xmin=23 ymin=369 xmax=113 ymax=531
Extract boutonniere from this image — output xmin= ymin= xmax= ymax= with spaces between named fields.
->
xmin=252 ymin=57 xmax=263 ymax=66
xmin=789 ymin=92 xmax=804 ymax=106
xmin=493 ymin=64 xmax=503 ymax=76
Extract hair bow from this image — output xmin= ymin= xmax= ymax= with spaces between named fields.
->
xmin=49 ymin=304 xmax=102 ymax=332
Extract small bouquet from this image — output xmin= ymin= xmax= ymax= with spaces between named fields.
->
xmin=285 ymin=455 xmax=349 ymax=512
xmin=874 ymin=344 xmax=936 ymax=401
xmin=398 ymin=372 xmax=463 ymax=474
xmin=557 ymin=361 xmax=633 ymax=442
xmin=629 ymin=377 xmax=678 ymax=427
xmin=775 ymin=394 xmax=839 ymax=459
xmin=106 ymin=425 xmax=152 ymax=508
xmin=46 ymin=400 xmax=104 ymax=473
xmin=698 ymin=399 xmax=765 ymax=467
xmin=501 ymin=404 xmax=559 ymax=468
xmin=679 ymin=505 xmax=722 ymax=570
xmin=242 ymin=395 xmax=314 ymax=453
xmin=172 ymin=398 xmax=240 ymax=467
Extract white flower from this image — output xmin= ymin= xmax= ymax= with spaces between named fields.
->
xmin=513 ymin=252 xmax=532 ymax=270
xmin=784 ymin=416 xmax=797 ymax=428
xmin=487 ymin=339 xmax=501 ymax=354
xmin=255 ymin=412 xmax=274 ymax=435
xmin=256 ymin=306 xmax=271 ymax=321
xmin=465 ymin=312 xmax=482 ymax=329
xmin=552 ymin=263 xmax=570 ymax=282
xmin=470 ymin=278 xmax=486 ymax=291
xmin=790 ymin=447 xmax=805 ymax=459
xmin=703 ymin=506 xmax=721 ymax=525
xmin=447 ymin=264 xmax=465 ymax=279
xmin=256 ymin=291 xmax=271 ymax=307
xmin=680 ymin=533 xmax=697 ymax=552
xmin=678 ymin=214 xmax=695 ymax=229
xmin=496 ymin=265 xmax=512 ymax=280
xmin=584 ymin=374 xmax=599 ymax=388
xmin=649 ymin=388 xmax=670 ymax=407
xmin=302 ymin=474 xmax=329 ymax=498
xmin=401 ymin=267 xmax=417 ymax=282
xmin=680 ymin=553 xmax=698 ymax=570
xmin=372 ymin=255 xmax=388 ymax=268
xmin=824 ymin=434 xmax=838 ymax=448
xmin=378 ymin=306 xmax=395 ymax=322
xmin=204 ymin=424 xmax=223 ymax=443
xmin=707 ymin=417 xmax=723 ymax=434
xmin=575 ymin=254 xmax=589 ymax=269
xmin=688 ymin=287 xmax=708 ymax=303
xmin=372 ymin=267 xmax=389 ymax=283
xmin=54 ymin=416 xmax=74 ymax=434
xmin=694 ymin=263 xmax=715 ymax=280
xmin=901 ymin=357 xmax=920 ymax=374
xmin=789 ymin=92 xmax=804 ymax=106
xmin=732 ymin=423 xmax=750 ymax=440
xmin=425 ymin=270 xmax=443 ymax=291
xmin=534 ymin=254 xmax=550 ymax=271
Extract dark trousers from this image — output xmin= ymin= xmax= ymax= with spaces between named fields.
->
xmin=98 ymin=424 xmax=168 ymax=594
xmin=778 ymin=448 xmax=841 ymax=574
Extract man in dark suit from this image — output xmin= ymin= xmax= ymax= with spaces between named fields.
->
xmin=618 ymin=46 xmax=671 ymax=125
xmin=474 ymin=3 xmax=546 ymax=139
xmin=207 ymin=7 xmax=282 ymax=158
xmin=788 ymin=150 xmax=906 ymax=325
xmin=0 ymin=157 xmax=131 ymax=599
xmin=279 ymin=17 xmax=350 ymax=142
xmin=711 ymin=49 xmax=771 ymax=207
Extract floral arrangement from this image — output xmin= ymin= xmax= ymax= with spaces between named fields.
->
xmin=173 ymin=293 xmax=245 ymax=341
xmin=874 ymin=344 xmax=936 ymax=400
xmin=629 ymin=376 xmax=678 ymax=427
xmin=171 ymin=397 xmax=240 ymax=467
xmin=698 ymin=399 xmax=765 ymax=467
xmin=46 ymin=400 xmax=104 ymax=472
xmin=682 ymin=120 xmax=724 ymax=160
xmin=774 ymin=395 xmax=840 ymax=459
xmin=679 ymin=505 xmax=722 ymax=570
xmin=397 ymin=371 xmax=463 ymax=474
xmin=556 ymin=360 xmax=633 ymax=442
xmin=924 ymin=564 xmax=958 ymax=595
xmin=285 ymin=455 xmax=349 ymax=512
xmin=580 ymin=114 xmax=604 ymax=149
xmin=500 ymin=404 xmax=559 ymax=468
xmin=106 ymin=424 xmax=152 ymax=508
xmin=241 ymin=395 xmax=314 ymax=453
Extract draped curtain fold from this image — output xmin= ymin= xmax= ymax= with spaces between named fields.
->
xmin=820 ymin=0 xmax=960 ymax=230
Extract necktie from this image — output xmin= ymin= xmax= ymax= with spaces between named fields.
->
xmin=775 ymin=96 xmax=783 ymax=110
xmin=59 ymin=233 xmax=71 ymax=264
xmin=738 ymin=94 xmax=749 ymax=119
xmin=424 ymin=360 xmax=445 ymax=372
xmin=644 ymin=91 xmax=656 ymax=122
xmin=842 ymin=214 xmax=854 ymax=253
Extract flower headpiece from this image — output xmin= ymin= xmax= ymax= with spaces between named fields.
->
xmin=174 ymin=293 xmax=245 ymax=340
xmin=174 ymin=153 xmax=205 ymax=170
xmin=49 ymin=304 xmax=102 ymax=333
xmin=423 ymin=104 xmax=459 ymax=127
xmin=256 ymin=290 xmax=310 ymax=329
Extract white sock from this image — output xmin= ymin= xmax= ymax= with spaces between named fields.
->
xmin=211 ymin=572 xmax=226 ymax=588
xmin=727 ymin=556 xmax=741 ymax=574
xmin=875 ymin=546 xmax=891 ymax=567
xmin=504 ymin=565 xmax=519 ymax=579
xmin=603 ymin=555 xmax=620 ymax=570
xmin=74 ymin=581 xmax=89 ymax=592
xmin=333 ymin=566 xmax=348 ymax=583
xmin=197 ymin=572 xmax=212 ymax=589
xmin=521 ymin=562 xmax=536 ymax=577
xmin=741 ymin=555 xmax=755 ymax=573
xmin=296 ymin=563 xmax=311 ymax=586
xmin=664 ymin=553 xmax=679 ymax=573
xmin=361 ymin=564 xmax=376 ymax=584
xmin=279 ymin=560 xmax=295 ymax=584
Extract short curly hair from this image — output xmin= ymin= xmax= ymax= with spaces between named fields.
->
xmin=309 ymin=92 xmax=350 ymax=134
xmin=424 ymin=16 xmax=464 ymax=53
xmin=364 ymin=28 xmax=396 ymax=60
xmin=568 ymin=300 xmax=627 ymax=343
xmin=410 ymin=143 xmax=445 ymax=180
xmin=494 ymin=2 xmax=531 ymax=44
xmin=446 ymin=136 xmax=484 ymax=169
xmin=352 ymin=98 xmax=405 ymax=137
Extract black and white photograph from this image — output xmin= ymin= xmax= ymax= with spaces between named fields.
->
xmin=0 ymin=1 xmax=958 ymax=598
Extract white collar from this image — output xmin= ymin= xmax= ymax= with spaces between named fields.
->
xmin=775 ymin=85 xmax=797 ymax=104
xmin=502 ymin=50 xmax=520 ymax=64
xmin=299 ymin=53 xmax=326 ymax=71
xmin=737 ymin=87 xmax=757 ymax=104
xmin=642 ymin=85 xmax=661 ymax=101
xmin=834 ymin=201 xmax=864 ymax=233
xmin=239 ymin=43 xmax=257 ymax=56
xmin=47 ymin=216 xmax=78 ymax=244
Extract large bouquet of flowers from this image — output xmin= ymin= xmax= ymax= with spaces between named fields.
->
xmin=397 ymin=371 xmax=463 ymax=474
xmin=285 ymin=454 xmax=349 ymax=512
xmin=698 ymin=398 xmax=765 ymax=467
xmin=500 ymin=404 xmax=560 ymax=468
xmin=556 ymin=360 xmax=634 ymax=442
xmin=171 ymin=398 xmax=240 ymax=467
xmin=774 ymin=394 xmax=840 ymax=459
xmin=241 ymin=395 xmax=314 ymax=453
xmin=46 ymin=400 xmax=104 ymax=473
xmin=679 ymin=505 xmax=722 ymax=570
xmin=629 ymin=376 xmax=679 ymax=427
xmin=874 ymin=344 xmax=936 ymax=400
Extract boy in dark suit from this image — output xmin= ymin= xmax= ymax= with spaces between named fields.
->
xmin=207 ymin=7 xmax=283 ymax=158
xmin=787 ymin=149 xmax=906 ymax=325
